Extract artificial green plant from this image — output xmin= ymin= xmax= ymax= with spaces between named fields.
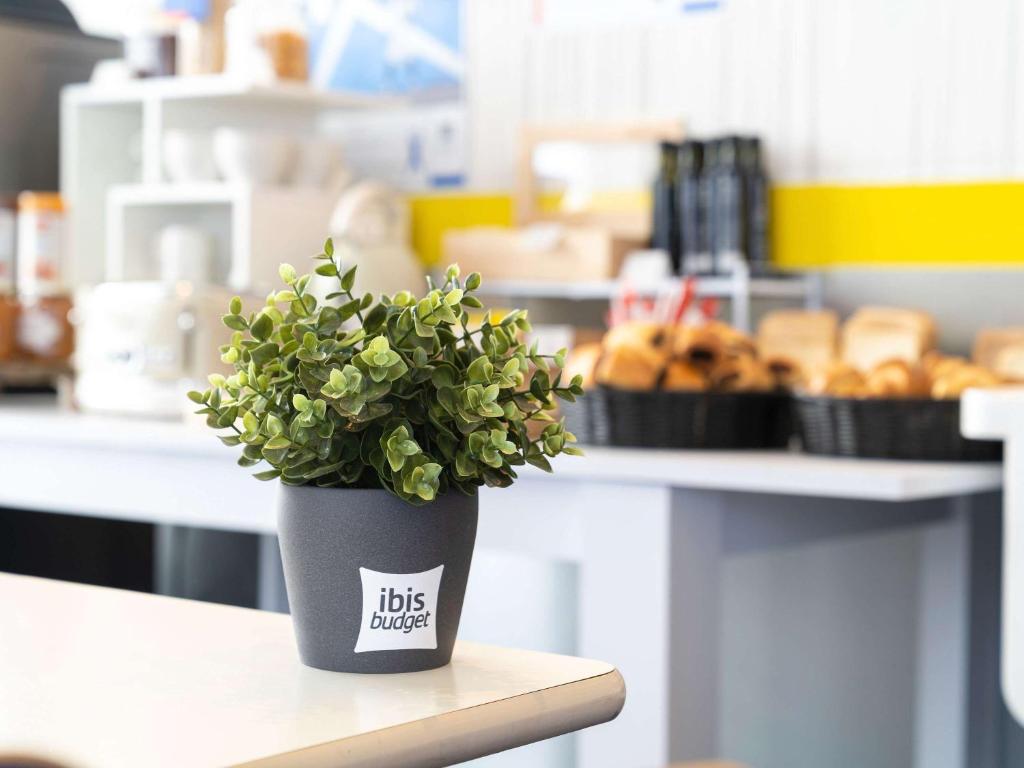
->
xmin=189 ymin=240 xmax=584 ymax=504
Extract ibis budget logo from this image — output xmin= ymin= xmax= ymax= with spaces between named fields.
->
xmin=354 ymin=565 xmax=443 ymax=653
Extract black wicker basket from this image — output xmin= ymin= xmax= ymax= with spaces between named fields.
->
xmin=561 ymin=386 xmax=792 ymax=449
xmin=795 ymin=395 xmax=1001 ymax=461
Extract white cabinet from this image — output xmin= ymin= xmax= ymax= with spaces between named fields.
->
xmin=60 ymin=75 xmax=382 ymax=292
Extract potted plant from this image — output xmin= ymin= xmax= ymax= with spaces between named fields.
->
xmin=188 ymin=241 xmax=584 ymax=673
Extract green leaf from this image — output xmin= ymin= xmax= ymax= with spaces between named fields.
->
xmin=264 ymin=435 xmax=291 ymax=451
xmin=229 ymin=296 xmax=242 ymax=314
xmin=315 ymin=262 xmax=339 ymax=276
xmin=222 ymin=314 xmax=248 ymax=331
xmin=279 ymin=263 xmax=297 ymax=284
xmin=340 ymin=265 xmax=357 ymax=292
xmin=253 ymin=469 xmax=281 ymax=481
xmin=250 ymin=312 xmax=273 ymax=341
xmin=324 ymin=237 xmax=335 ymax=257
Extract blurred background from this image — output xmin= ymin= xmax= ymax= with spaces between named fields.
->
xmin=3 ymin=1 xmax=1024 ymax=767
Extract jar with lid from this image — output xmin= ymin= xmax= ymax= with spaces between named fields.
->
xmin=17 ymin=192 xmax=66 ymax=298
xmin=225 ymin=0 xmax=308 ymax=83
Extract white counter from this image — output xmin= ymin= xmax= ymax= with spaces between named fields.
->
xmin=0 ymin=573 xmax=624 ymax=768
xmin=0 ymin=399 xmax=1006 ymax=768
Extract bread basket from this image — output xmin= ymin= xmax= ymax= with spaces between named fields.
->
xmin=562 ymin=386 xmax=792 ymax=450
xmin=794 ymin=395 xmax=1001 ymax=461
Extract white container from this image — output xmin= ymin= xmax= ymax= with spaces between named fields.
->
xmin=16 ymin=192 xmax=66 ymax=297
xmin=157 ymin=225 xmax=214 ymax=284
xmin=213 ymin=128 xmax=294 ymax=185
xmin=162 ymin=130 xmax=218 ymax=183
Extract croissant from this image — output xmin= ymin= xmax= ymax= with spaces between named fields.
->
xmin=805 ymin=362 xmax=868 ymax=398
xmin=865 ymin=359 xmax=930 ymax=398
xmin=673 ymin=325 xmax=724 ymax=372
xmin=763 ymin=355 xmax=804 ymax=390
xmin=595 ymin=345 xmax=663 ymax=391
xmin=662 ymin=360 xmax=707 ymax=392
xmin=563 ymin=343 xmax=603 ymax=388
xmin=931 ymin=364 xmax=1001 ymax=399
xmin=709 ymin=356 xmax=775 ymax=393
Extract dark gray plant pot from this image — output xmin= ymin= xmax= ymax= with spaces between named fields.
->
xmin=277 ymin=484 xmax=478 ymax=674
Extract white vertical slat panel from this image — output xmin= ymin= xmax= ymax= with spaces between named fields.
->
xmin=812 ymin=0 xmax=918 ymax=182
xmin=935 ymin=0 xmax=1014 ymax=179
xmin=465 ymin=0 xmax=532 ymax=189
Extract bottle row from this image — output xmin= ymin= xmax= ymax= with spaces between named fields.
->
xmin=651 ymin=135 xmax=771 ymax=277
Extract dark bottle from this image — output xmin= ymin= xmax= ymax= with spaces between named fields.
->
xmin=675 ymin=140 xmax=704 ymax=276
xmin=709 ymin=135 xmax=745 ymax=275
xmin=651 ymin=141 xmax=680 ymax=271
xmin=690 ymin=138 xmax=718 ymax=275
xmin=739 ymin=136 xmax=771 ymax=275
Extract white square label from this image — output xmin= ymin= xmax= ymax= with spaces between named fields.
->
xmin=353 ymin=565 xmax=444 ymax=653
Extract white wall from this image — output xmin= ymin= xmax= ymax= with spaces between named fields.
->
xmin=465 ymin=0 xmax=1024 ymax=189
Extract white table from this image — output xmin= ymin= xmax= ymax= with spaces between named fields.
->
xmin=962 ymin=389 xmax=1024 ymax=729
xmin=0 ymin=401 xmax=1005 ymax=768
xmin=0 ymin=573 xmax=624 ymax=768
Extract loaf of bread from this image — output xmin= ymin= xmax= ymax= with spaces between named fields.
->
xmin=974 ymin=328 xmax=1024 ymax=381
xmin=993 ymin=343 xmax=1024 ymax=383
xmin=757 ymin=309 xmax=838 ymax=375
xmin=841 ymin=306 xmax=936 ymax=371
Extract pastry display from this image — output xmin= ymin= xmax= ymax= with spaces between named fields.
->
xmin=564 ymin=319 xmax=784 ymax=394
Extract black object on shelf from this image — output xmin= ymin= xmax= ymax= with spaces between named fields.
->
xmin=739 ymin=136 xmax=771 ymax=275
xmin=795 ymin=395 xmax=1002 ymax=461
xmin=675 ymin=139 xmax=705 ymax=276
xmin=709 ymin=135 xmax=746 ymax=275
xmin=651 ymin=141 xmax=680 ymax=272
xmin=562 ymin=386 xmax=792 ymax=449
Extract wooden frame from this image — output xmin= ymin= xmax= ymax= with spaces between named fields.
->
xmin=515 ymin=119 xmax=686 ymax=237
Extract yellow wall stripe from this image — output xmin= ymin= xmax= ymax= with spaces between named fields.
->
xmin=411 ymin=182 xmax=1024 ymax=268
xmin=773 ymin=182 xmax=1024 ymax=268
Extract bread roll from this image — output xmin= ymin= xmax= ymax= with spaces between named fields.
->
xmin=604 ymin=321 xmax=672 ymax=355
xmin=662 ymin=360 xmax=707 ymax=392
xmin=595 ymin=345 xmax=663 ymax=391
xmin=757 ymin=309 xmax=838 ymax=373
xmin=563 ymin=343 xmax=603 ymax=388
xmin=931 ymin=364 xmax=1001 ymax=399
xmin=805 ymin=362 xmax=868 ymax=398
xmin=865 ymin=359 xmax=930 ymax=398
xmin=709 ymin=356 xmax=774 ymax=393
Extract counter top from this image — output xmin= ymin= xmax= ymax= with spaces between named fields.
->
xmin=0 ymin=573 xmax=625 ymax=768
xmin=0 ymin=400 xmax=1002 ymax=506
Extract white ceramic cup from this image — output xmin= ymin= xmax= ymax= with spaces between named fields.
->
xmin=157 ymin=225 xmax=214 ymax=285
xmin=162 ymin=130 xmax=218 ymax=183
xmin=213 ymin=128 xmax=295 ymax=185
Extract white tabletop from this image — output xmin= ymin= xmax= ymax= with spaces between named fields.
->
xmin=0 ymin=400 xmax=1003 ymax=507
xmin=0 ymin=574 xmax=624 ymax=768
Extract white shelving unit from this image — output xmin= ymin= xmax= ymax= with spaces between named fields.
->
xmin=60 ymin=76 xmax=386 ymax=293
xmin=477 ymin=265 xmax=824 ymax=332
